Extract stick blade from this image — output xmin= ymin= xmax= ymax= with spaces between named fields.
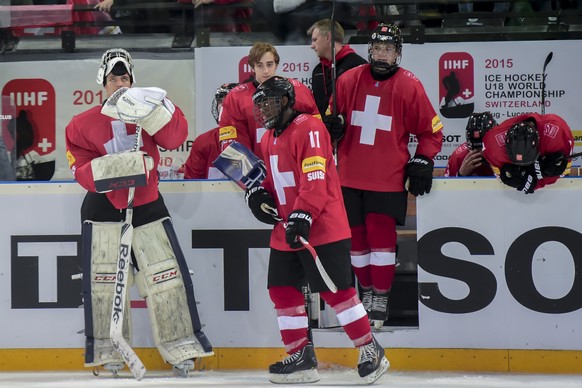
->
xmin=111 ymin=335 xmax=146 ymax=380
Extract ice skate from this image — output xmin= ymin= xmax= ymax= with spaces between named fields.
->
xmin=172 ymin=359 xmax=195 ymax=377
xmin=357 ymin=336 xmax=389 ymax=384
xmin=268 ymin=342 xmax=319 ymax=384
xmin=361 ymin=288 xmax=373 ymax=314
xmin=369 ymin=293 xmax=389 ymax=330
xmin=102 ymin=362 xmax=125 ymax=377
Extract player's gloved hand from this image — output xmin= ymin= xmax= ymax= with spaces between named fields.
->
xmin=538 ymin=152 xmax=567 ymax=177
xmin=500 ymin=164 xmax=537 ymax=194
xmin=405 ymin=155 xmax=434 ymax=196
xmin=322 ymin=114 xmax=345 ymax=142
xmin=285 ymin=210 xmax=312 ymax=249
xmin=245 ymin=186 xmax=281 ymax=225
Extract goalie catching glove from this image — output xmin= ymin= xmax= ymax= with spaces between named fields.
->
xmin=91 ymin=151 xmax=154 ymax=193
xmin=245 ymin=186 xmax=282 ymax=225
xmin=101 ymin=87 xmax=175 ymax=136
xmin=285 ymin=210 xmax=312 ymax=249
xmin=405 ymin=155 xmax=434 ymax=196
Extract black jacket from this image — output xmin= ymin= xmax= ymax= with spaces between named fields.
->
xmin=311 ymin=46 xmax=367 ymax=116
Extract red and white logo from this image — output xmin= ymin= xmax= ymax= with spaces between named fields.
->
xmin=438 ymin=52 xmax=475 ymax=119
xmin=238 ymin=56 xmax=253 ymax=83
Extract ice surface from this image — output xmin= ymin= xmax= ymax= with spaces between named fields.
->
xmin=1 ymin=369 xmax=582 ymax=388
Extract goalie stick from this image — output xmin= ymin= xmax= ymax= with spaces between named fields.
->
xmin=213 ymin=142 xmax=338 ymax=293
xmin=109 ymin=123 xmax=146 ymax=380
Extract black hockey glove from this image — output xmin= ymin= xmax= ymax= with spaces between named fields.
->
xmin=500 ymin=164 xmax=537 ymax=194
xmin=285 ymin=210 xmax=312 ymax=249
xmin=245 ymin=186 xmax=282 ymax=225
xmin=405 ymin=155 xmax=434 ymax=196
xmin=322 ymin=114 xmax=346 ymax=142
xmin=538 ymin=152 xmax=567 ymax=177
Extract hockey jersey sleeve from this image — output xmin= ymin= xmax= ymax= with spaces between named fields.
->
xmin=292 ymin=79 xmax=321 ymax=119
xmin=184 ymin=128 xmax=217 ymax=179
xmin=217 ymin=87 xmax=253 ymax=152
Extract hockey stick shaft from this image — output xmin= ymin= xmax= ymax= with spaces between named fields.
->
xmin=541 ymin=52 xmax=553 ymax=115
xmin=567 ymin=151 xmax=582 ymax=160
xmin=110 ymin=126 xmax=146 ymax=380
xmin=297 ymin=234 xmax=338 ymax=293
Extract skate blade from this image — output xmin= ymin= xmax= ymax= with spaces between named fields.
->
xmin=362 ymin=357 xmax=390 ymax=385
xmin=269 ymin=369 xmax=320 ymax=384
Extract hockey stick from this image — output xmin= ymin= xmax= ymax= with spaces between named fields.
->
xmin=541 ymin=52 xmax=553 ymax=115
xmin=109 ymin=125 xmax=146 ymax=381
xmin=566 ymin=151 xmax=582 ymax=160
xmin=330 ymin=0 xmax=339 ymax=166
xmin=213 ymin=142 xmax=338 ymax=293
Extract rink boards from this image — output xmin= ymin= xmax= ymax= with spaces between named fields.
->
xmin=0 ymin=178 xmax=581 ymax=373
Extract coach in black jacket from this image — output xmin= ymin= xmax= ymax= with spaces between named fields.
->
xmin=307 ymin=19 xmax=367 ymax=116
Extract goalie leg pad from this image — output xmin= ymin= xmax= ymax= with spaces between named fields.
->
xmin=82 ymin=221 xmax=133 ymax=367
xmin=133 ymin=217 xmax=213 ymax=365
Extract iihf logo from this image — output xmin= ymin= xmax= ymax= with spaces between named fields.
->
xmin=438 ymin=53 xmax=475 ymax=119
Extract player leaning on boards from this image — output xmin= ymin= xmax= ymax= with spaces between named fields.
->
xmin=322 ymin=23 xmax=443 ymax=329
xmin=65 ymin=48 xmax=213 ymax=377
xmin=482 ymin=112 xmax=574 ymax=194
xmin=445 ymin=112 xmax=497 ymax=177
xmin=247 ymin=75 xmax=389 ymax=385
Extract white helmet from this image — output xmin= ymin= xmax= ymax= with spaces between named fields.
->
xmin=96 ymin=48 xmax=135 ymax=85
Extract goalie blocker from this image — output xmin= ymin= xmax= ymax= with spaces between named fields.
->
xmin=82 ymin=217 xmax=213 ymax=369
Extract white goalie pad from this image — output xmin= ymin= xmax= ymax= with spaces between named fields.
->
xmin=101 ymin=87 xmax=175 ymax=137
xmin=133 ymin=218 xmax=214 ymax=365
xmin=91 ymin=151 xmax=153 ymax=193
xmin=83 ymin=221 xmax=133 ymax=367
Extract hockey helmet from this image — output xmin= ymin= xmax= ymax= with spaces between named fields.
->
xmin=96 ymin=48 xmax=135 ymax=85
xmin=252 ymin=76 xmax=295 ymax=131
xmin=211 ymin=83 xmax=238 ymax=124
xmin=466 ymin=112 xmax=497 ymax=150
xmin=505 ymin=119 xmax=539 ymax=166
xmin=368 ymin=23 xmax=402 ymax=74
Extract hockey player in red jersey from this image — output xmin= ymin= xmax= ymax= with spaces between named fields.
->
xmin=218 ymin=42 xmax=320 ymax=160
xmin=184 ymin=82 xmax=238 ymax=179
xmin=65 ymin=48 xmax=213 ymax=376
xmin=482 ymin=113 xmax=574 ymax=193
xmin=445 ymin=112 xmax=496 ymax=177
xmin=322 ymin=23 xmax=443 ymax=329
xmin=247 ymin=76 xmax=389 ymax=384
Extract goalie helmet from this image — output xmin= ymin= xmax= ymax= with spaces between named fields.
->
xmin=466 ymin=112 xmax=497 ymax=150
xmin=368 ymin=23 xmax=402 ymax=74
xmin=96 ymin=48 xmax=135 ymax=86
xmin=211 ymin=83 xmax=238 ymax=124
xmin=252 ymin=76 xmax=295 ymax=131
xmin=505 ymin=119 xmax=539 ymax=166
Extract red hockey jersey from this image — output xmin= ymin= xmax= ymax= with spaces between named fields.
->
xmin=260 ymin=114 xmax=350 ymax=251
xmin=219 ymin=78 xmax=320 ymax=160
xmin=334 ymin=65 xmax=443 ymax=192
xmin=482 ymin=113 xmax=574 ymax=190
xmin=65 ymin=104 xmax=188 ymax=209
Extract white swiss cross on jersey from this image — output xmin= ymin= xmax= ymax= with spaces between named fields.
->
xmin=270 ymin=154 xmax=295 ymax=205
xmin=351 ymin=95 xmax=392 ymax=145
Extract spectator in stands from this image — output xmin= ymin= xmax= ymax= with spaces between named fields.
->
xmin=253 ymin=0 xmax=376 ymax=43
xmin=482 ymin=113 xmax=574 ymax=194
xmin=445 ymin=112 xmax=496 ymax=177
xmin=183 ymin=82 xmax=238 ymax=179
xmin=307 ymin=19 xmax=367 ymax=117
xmin=177 ymin=0 xmax=252 ymax=32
